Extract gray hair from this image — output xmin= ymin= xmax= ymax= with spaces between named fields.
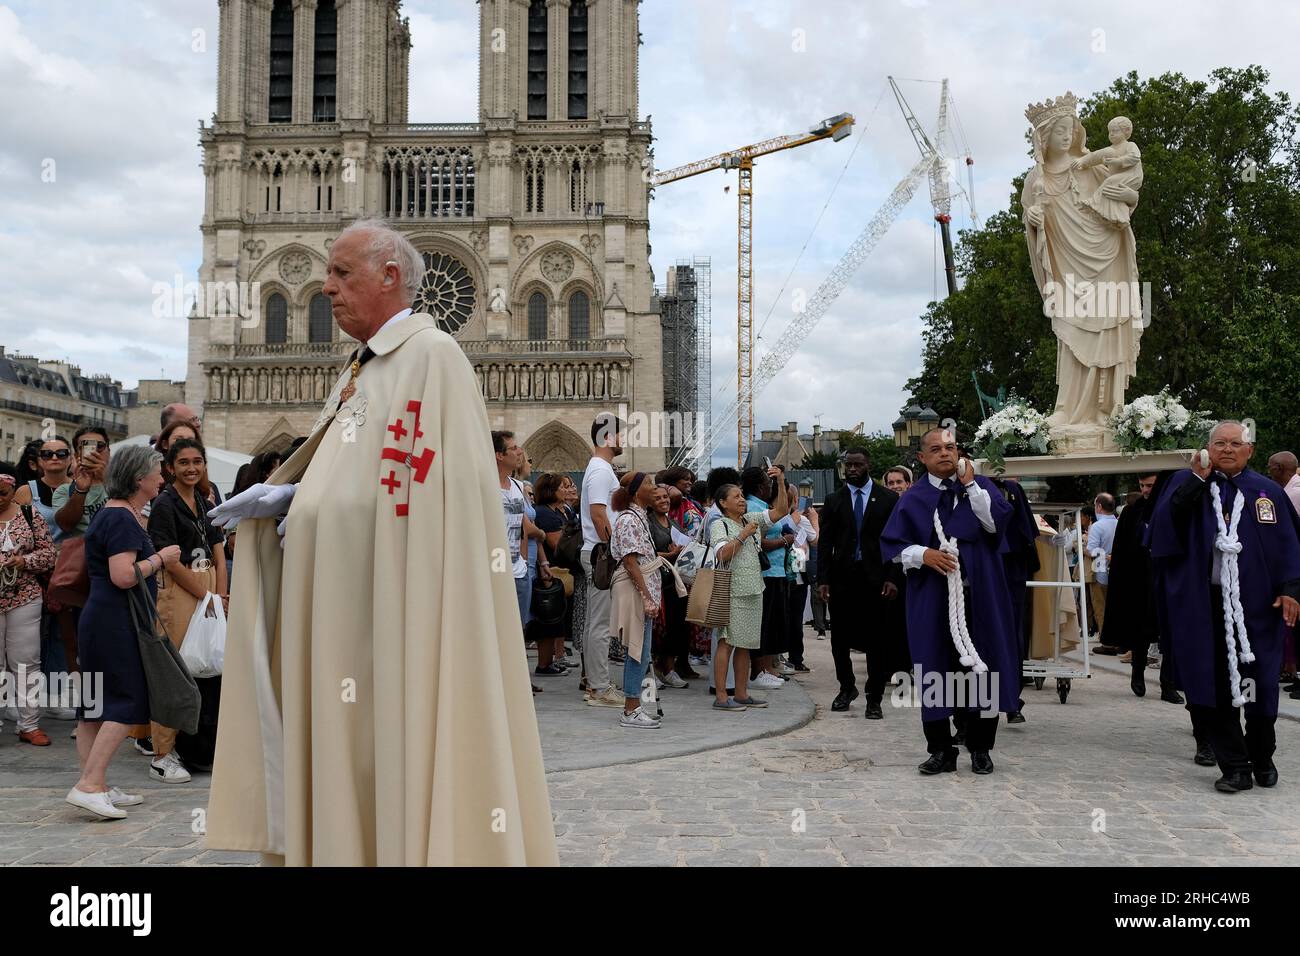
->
xmin=105 ymin=445 xmax=163 ymax=500
xmin=337 ymin=217 xmax=424 ymax=302
xmin=1210 ymin=419 xmax=1251 ymax=443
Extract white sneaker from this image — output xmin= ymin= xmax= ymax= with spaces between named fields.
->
xmin=778 ymin=662 xmax=796 ymax=676
xmin=107 ymin=787 xmax=143 ymax=807
xmin=661 ymin=670 xmax=688 ymax=689
xmin=150 ymin=752 xmax=192 ymax=784
xmin=689 ymin=655 xmax=709 ymax=667
xmin=752 ymin=673 xmax=784 ymax=689
xmin=619 ymin=706 xmax=661 ymax=729
xmin=66 ymin=786 xmax=127 ymax=820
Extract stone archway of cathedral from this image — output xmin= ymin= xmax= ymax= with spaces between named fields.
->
xmin=522 ymin=421 xmax=590 ymax=474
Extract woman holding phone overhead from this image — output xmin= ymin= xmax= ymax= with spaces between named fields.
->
xmin=708 ymin=465 xmax=788 ymax=712
xmin=53 ymin=426 xmax=111 ymax=538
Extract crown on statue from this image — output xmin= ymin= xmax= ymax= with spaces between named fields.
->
xmin=1024 ymin=92 xmax=1079 ymax=129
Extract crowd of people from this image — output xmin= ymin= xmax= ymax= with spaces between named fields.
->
xmin=0 ymin=401 xmax=308 ymax=819
xmin=492 ymin=414 xmax=1300 ymax=794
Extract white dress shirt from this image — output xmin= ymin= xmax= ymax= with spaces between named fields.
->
xmin=898 ymin=471 xmax=996 ymax=571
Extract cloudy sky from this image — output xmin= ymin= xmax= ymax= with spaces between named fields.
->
xmin=1 ymin=0 xmax=1295 ymax=459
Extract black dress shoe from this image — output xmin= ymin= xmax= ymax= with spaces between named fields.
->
xmin=918 ymin=748 xmax=958 ymax=775
xmin=1214 ymin=771 xmax=1253 ymax=793
xmin=830 ymin=689 xmax=858 ymax=712
xmin=1131 ymin=670 xmax=1146 ymax=697
xmin=1291 ymin=684 xmax=1300 ymax=700
xmin=1161 ymin=688 xmax=1184 ymax=704
xmin=1006 ymin=710 xmax=1025 ymax=724
xmin=863 ymin=701 xmax=883 ymax=720
xmin=971 ymin=752 xmax=995 ymax=774
xmin=1194 ymin=744 xmax=1217 ymax=767
xmin=1253 ymin=762 xmax=1279 ymax=787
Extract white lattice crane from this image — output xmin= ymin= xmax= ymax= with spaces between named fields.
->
xmin=650 ymin=113 xmax=855 ymax=466
xmin=889 ymin=76 xmax=978 ymax=296
xmin=671 ymin=150 xmax=940 ymax=468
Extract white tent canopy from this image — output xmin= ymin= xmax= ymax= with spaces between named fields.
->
xmin=112 ymin=435 xmax=252 ymax=497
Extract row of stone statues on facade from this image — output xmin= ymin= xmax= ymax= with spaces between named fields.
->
xmin=476 ymin=359 xmax=631 ymax=402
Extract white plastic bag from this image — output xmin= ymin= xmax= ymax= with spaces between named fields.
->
xmin=674 ymin=541 xmax=715 ymax=587
xmin=180 ymin=592 xmax=226 ymax=678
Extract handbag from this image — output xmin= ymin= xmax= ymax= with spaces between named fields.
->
xmin=179 ymin=592 xmax=227 ymax=679
xmin=47 ymin=535 xmax=89 ymax=607
xmin=685 ymin=543 xmax=731 ymax=628
xmin=553 ymin=507 xmax=583 ymax=570
xmin=127 ymin=567 xmax=200 ymax=735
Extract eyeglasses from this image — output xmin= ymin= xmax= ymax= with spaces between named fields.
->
xmin=39 ymin=449 xmax=72 ymax=460
xmin=1210 ymin=440 xmax=1248 ymax=451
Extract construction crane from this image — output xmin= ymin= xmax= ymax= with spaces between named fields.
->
xmin=889 ymin=76 xmax=977 ymax=296
xmin=651 ymin=112 xmax=855 ymax=466
xmin=673 ymin=150 xmax=938 ymax=468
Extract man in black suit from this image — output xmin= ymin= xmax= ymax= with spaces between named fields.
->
xmin=816 ymin=449 xmax=904 ymax=718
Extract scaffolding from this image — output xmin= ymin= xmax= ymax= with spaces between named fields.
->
xmin=656 ymin=256 xmax=711 ymax=469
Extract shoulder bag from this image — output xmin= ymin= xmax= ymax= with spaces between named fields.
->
xmin=127 ymin=566 xmax=200 ymax=735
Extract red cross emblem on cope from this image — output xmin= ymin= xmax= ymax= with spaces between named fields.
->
xmin=379 ymin=399 xmax=436 ymax=517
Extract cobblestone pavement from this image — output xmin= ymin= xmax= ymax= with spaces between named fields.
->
xmin=5 ymin=627 xmax=1299 ymax=865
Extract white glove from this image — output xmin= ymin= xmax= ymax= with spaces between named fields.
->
xmin=209 ymin=482 xmax=297 ymax=529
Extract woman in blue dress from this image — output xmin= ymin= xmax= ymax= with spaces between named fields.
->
xmin=67 ymin=445 xmax=182 ymax=820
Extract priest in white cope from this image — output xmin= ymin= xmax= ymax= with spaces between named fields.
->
xmin=206 ymin=219 xmax=557 ymax=866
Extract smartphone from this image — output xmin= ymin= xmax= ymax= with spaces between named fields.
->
xmin=799 ymin=496 xmax=810 ymax=512
xmin=764 ymin=456 xmax=772 ymax=469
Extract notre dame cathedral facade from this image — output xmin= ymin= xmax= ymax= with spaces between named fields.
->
xmin=188 ymin=0 xmax=663 ymax=471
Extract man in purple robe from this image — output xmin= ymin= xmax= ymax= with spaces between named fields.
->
xmin=881 ymin=428 xmax=1019 ymax=775
xmin=1148 ymin=421 xmax=1300 ymax=793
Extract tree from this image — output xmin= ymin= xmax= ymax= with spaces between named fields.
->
xmin=840 ymin=431 xmax=905 ymax=474
xmin=906 ymin=66 xmax=1300 ymax=466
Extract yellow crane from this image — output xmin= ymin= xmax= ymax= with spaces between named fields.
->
xmin=651 ymin=112 xmax=855 ymax=466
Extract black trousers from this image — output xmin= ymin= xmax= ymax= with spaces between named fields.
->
xmin=786 ymin=582 xmax=808 ymax=666
xmin=1187 ymin=587 xmax=1276 ymax=774
xmin=829 ymin=565 xmax=904 ymax=703
xmin=922 ymin=591 xmax=999 ymax=753
xmin=927 ymin=710 xmax=998 ymax=753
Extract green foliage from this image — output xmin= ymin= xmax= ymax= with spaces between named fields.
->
xmin=838 ymin=431 xmax=905 ymax=474
xmin=906 ymin=66 xmax=1300 ymax=465
xmin=798 ymin=450 xmax=841 ymax=470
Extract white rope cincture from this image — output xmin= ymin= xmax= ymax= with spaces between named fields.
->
xmin=1210 ymin=482 xmax=1255 ymax=706
xmin=932 ymin=510 xmax=988 ymax=674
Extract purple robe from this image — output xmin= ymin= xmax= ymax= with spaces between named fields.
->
xmin=997 ymin=479 xmax=1040 ymax=649
xmin=1147 ymin=468 xmax=1300 ymax=717
xmin=881 ymin=474 xmax=1019 ymax=719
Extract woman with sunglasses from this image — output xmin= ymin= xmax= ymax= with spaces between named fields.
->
xmin=14 ymin=437 xmax=73 ymax=542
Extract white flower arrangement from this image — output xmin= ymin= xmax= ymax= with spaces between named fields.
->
xmin=973 ymin=398 xmax=1051 ymax=472
xmin=1109 ymin=387 xmax=1213 ymax=456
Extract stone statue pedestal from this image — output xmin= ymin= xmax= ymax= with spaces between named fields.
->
xmin=975 ymin=449 xmax=1197 ymax=497
xmin=1047 ymin=423 xmax=1117 ymax=455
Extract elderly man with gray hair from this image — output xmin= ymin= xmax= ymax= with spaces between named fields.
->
xmin=1149 ymin=420 xmax=1300 ymax=793
xmin=66 ymin=444 xmax=183 ymax=819
xmin=206 ymin=218 xmax=556 ymax=865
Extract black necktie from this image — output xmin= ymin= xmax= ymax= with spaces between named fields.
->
xmin=942 ymin=479 xmax=958 ymax=515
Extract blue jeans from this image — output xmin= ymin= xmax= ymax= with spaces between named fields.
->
xmin=515 ymin=574 xmax=531 ymax=629
xmin=622 ymin=619 xmax=653 ymax=699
